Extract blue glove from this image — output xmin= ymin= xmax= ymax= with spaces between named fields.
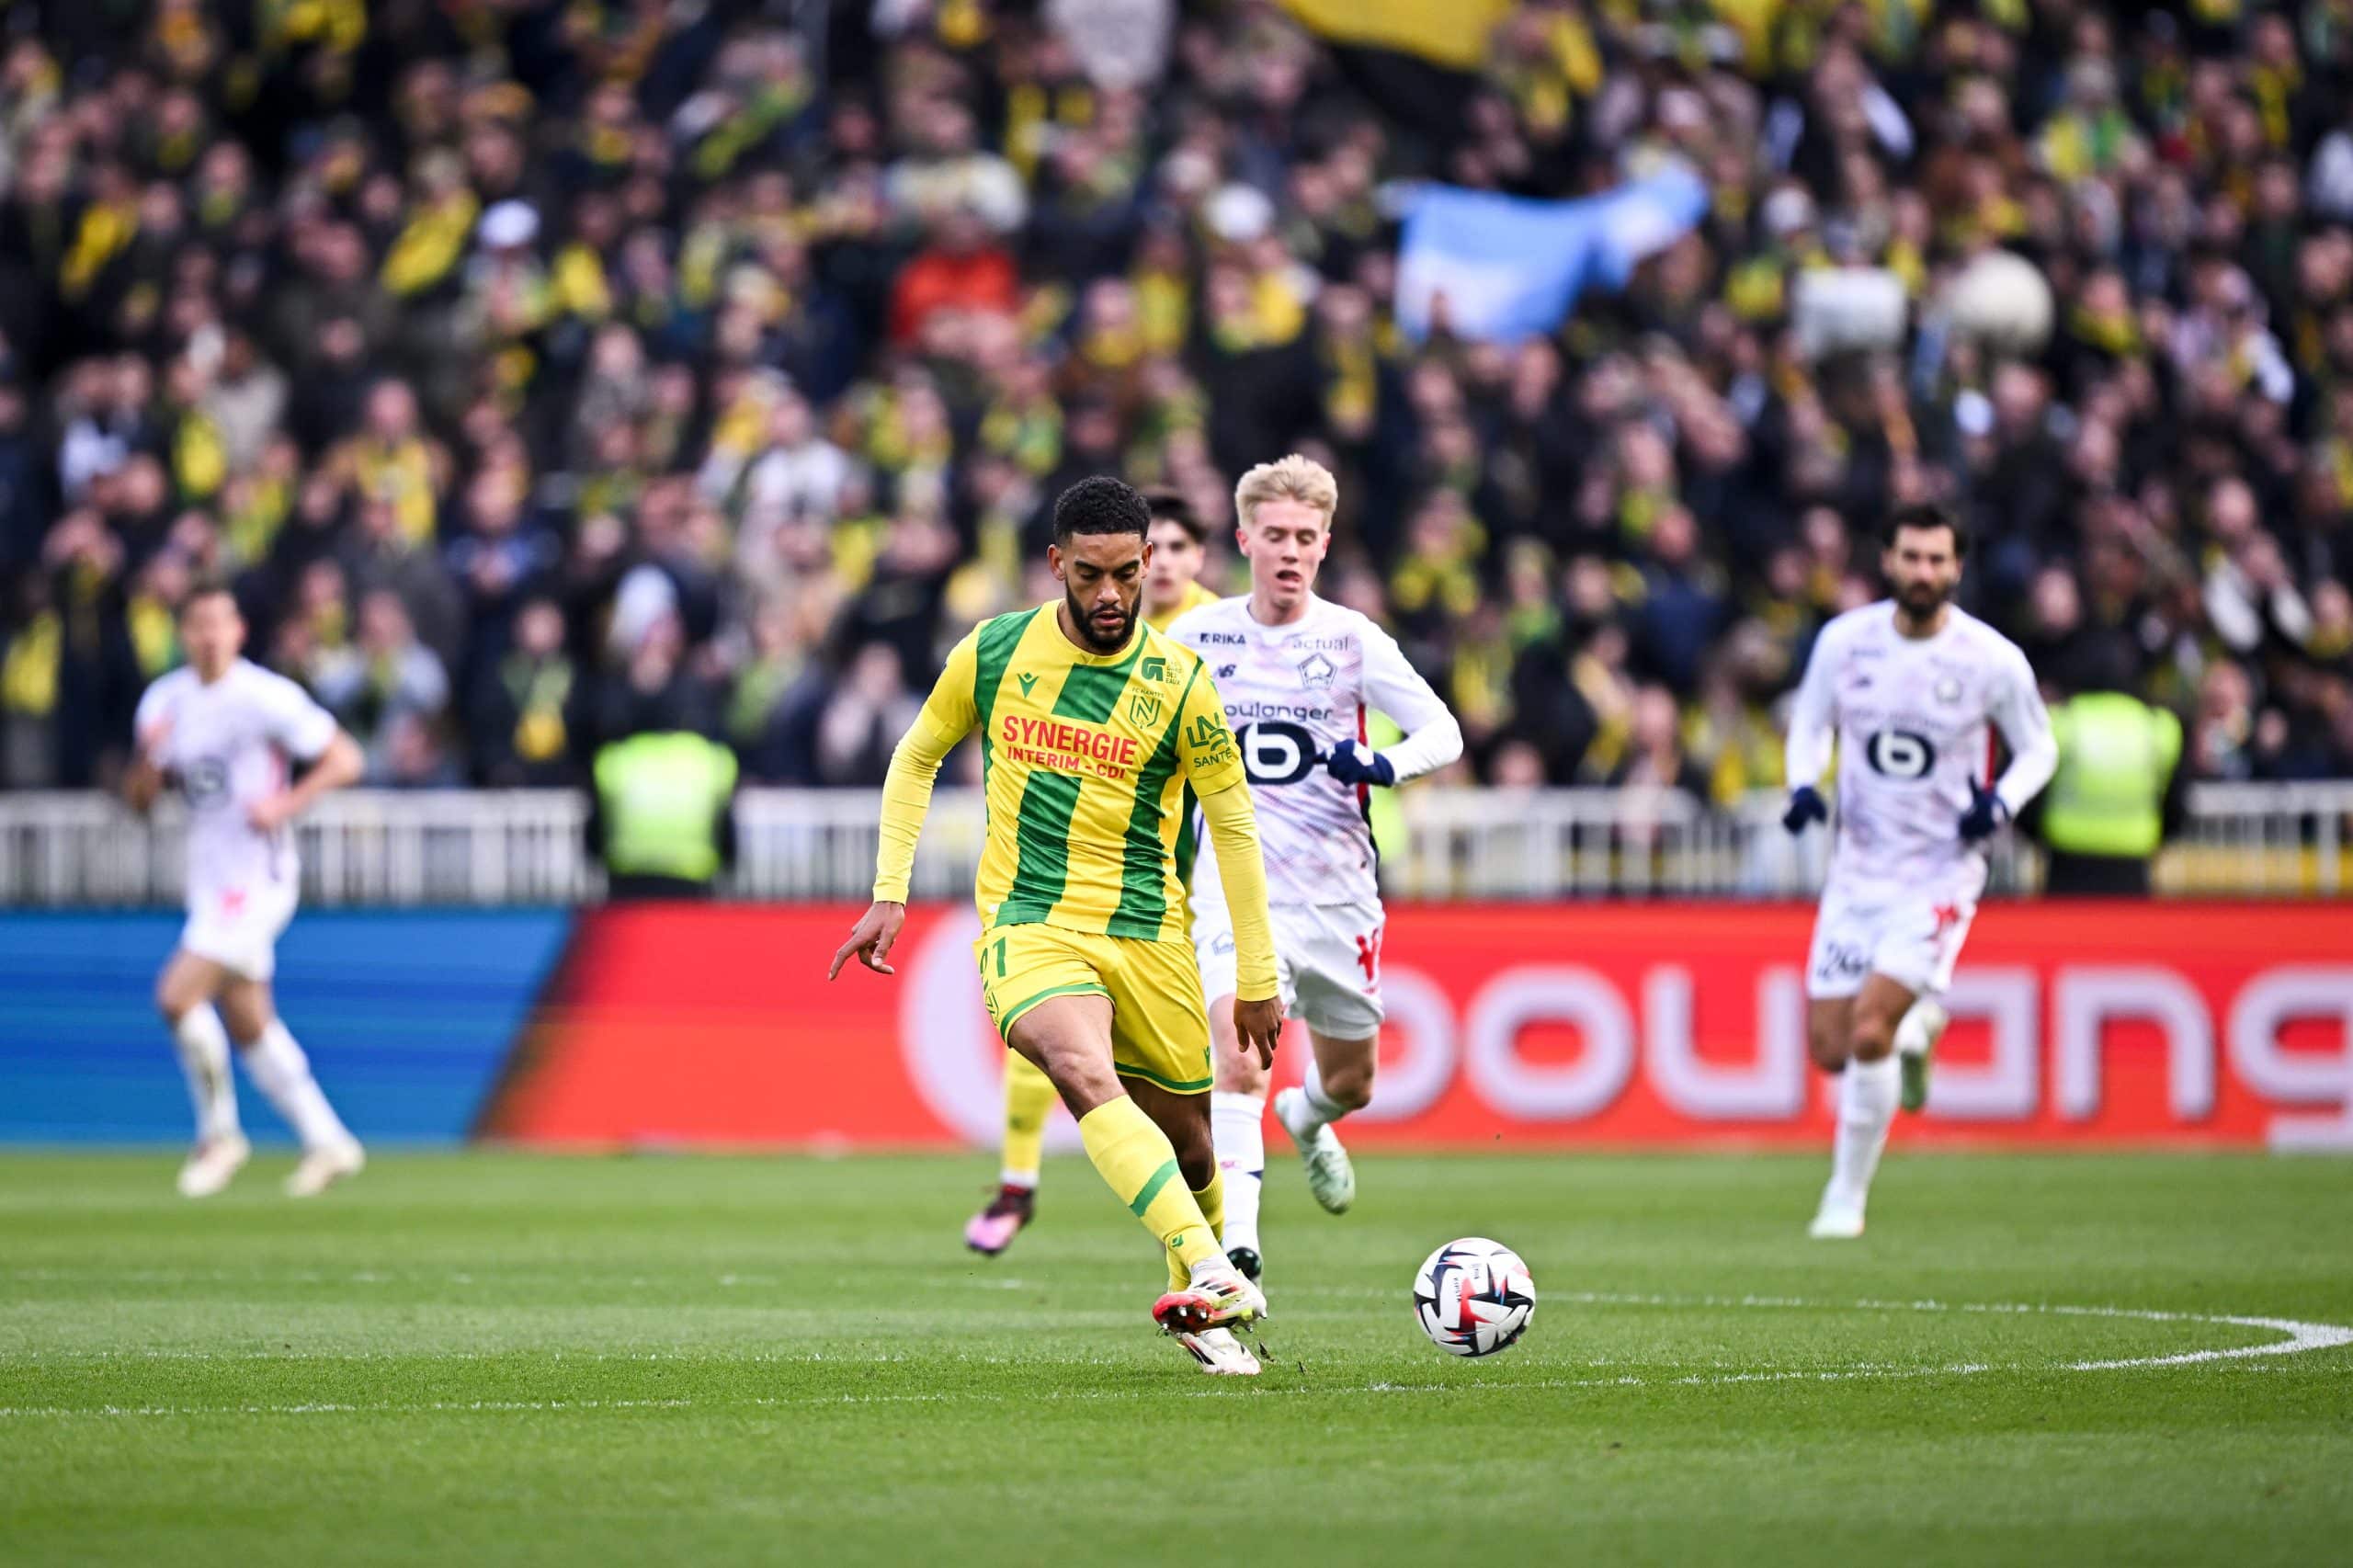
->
xmin=1959 ymin=781 xmax=2007 ymax=843
xmin=1325 ymin=740 xmax=1396 ymax=788
xmin=1781 ymin=785 xmax=1827 ymax=835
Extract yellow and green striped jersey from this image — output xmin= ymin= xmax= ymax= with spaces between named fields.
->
xmin=910 ymin=603 xmax=1245 ymax=940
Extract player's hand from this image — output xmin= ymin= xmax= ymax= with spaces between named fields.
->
xmin=1958 ymin=782 xmax=2007 ymax=844
xmin=121 ymin=758 xmax=165 ymax=815
xmin=1781 ymin=785 xmax=1827 ymax=835
xmin=1324 ymin=741 xmax=1395 ymax=789
xmin=1233 ymin=994 xmax=1284 ymax=1069
xmin=828 ymin=900 xmax=906 ymax=979
xmin=246 ymin=791 xmax=299 ymax=833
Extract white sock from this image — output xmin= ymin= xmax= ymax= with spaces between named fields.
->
xmin=1893 ymin=996 xmax=1949 ymax=1059
xmin=1211 ymin=1091 xmax=1267 ymax=1252
xmin=171 ymin=1006 xmax=240 ymax=1143
xmin=1285 ymin=1056 xmax=1348 ymax=1139
xmin=998 ymin=1167 xmax=1038 ymax=1191
xmin=1828 ymin=1055 xmax=1899 ymax=1208
xmin=238 ymin=1020 xmax=356 ymax=1153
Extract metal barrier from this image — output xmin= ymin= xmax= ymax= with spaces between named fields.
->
xmin=0 ymin=783 xmax=2346 ymax=906
xmin=0 ymin=790 xmax=593 ymax=908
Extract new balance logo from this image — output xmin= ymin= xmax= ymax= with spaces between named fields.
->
xmin=1217 ymin=665 xmax=1236 ymax=680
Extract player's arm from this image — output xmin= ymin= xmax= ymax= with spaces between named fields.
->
xmin=1964 ymin=646 xmax=2059 ymax=841
xmin=829 ymin=633 xmax=980 ymax=979
xmin=1196 ymin=780 xmax=1282 ymax=1064
xmin=251 ymin=732 xmax=362 ymax=832
xmin=1176 ymin=665 xmax=1283 ymax=1062
xmin=1780 ymin=621 xmax=1839 ymax=833
xmin=122 ymin=753 xmax=167 ymax=814
xmin=123 ymin=683 xmax=175 ymax=814
xmin=1333 ymin=622 xmax=1462 ymax=786
xmin=249 ymin=679 xmax=361 ymax=832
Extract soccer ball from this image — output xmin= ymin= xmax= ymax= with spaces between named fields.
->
xmin=1412 ymin=1237 xmax=1535 ymax=1357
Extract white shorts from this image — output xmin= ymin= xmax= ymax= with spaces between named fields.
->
xmin=179 ymin=881 xmax=299 ymax=982
xmin=1805 ymin=878 xmax=1977 ymax=1000
xmin=1193 ymin=899 xmax=1385 ymax=1040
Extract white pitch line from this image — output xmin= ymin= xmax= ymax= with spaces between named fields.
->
xmin=0 ymin=1291 xmax=2345 ymax=1417
xmin=1550 ymin=1290 xmax=2353 ymax=1371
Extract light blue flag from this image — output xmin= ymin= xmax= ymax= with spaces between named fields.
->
xmin=1395 ymin=165 xmax=1711 ymax=345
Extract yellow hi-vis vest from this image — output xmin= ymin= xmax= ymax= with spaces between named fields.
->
xmin=593 ymin=732 xmax=738 ymax=882
xmin=2043 ymin=693 xmax=2182 ymax=858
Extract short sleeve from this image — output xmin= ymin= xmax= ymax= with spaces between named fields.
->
xmin=1174 ymin=660 xmax=1244 ymax=795
xmin=258 ymin=672 xmax=339 ymax=762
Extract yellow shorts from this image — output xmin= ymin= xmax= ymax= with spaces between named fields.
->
xmin=975 ymin=923 xmax=1213 ymax=1095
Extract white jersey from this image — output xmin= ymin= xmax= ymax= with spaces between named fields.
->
xmin=135 ymin=660 xmax=339 ymax=911
xmin=1786 ymin=601 xmax=2056 ymax=895
xmin=1169 ymin=594 xmax=1459 ymax=908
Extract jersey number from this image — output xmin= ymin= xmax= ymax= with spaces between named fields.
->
xmin=1864 ymin=729 xmax=1937 ymax=779
xmin=1238 ymin=722 xmax=1318 ymax=786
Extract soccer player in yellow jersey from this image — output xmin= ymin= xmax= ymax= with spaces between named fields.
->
xmin=967 ymin=488 xmax=1218 ymax=1258
xmin=1142 ymin=489 xmax=1220 ymax=632
xmin=830 ymin=476 xmax=1284 ymax=1376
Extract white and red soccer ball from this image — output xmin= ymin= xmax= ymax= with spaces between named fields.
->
xmin=1412 ymin=1237 xmax=1535 ymax=1358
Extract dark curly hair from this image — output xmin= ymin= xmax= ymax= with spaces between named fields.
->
xmin=1051 ymin=474 xmax=1152 ymax=546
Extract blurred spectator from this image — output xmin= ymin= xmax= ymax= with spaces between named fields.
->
xmin=814 ymin=642 xmax=923 ymax=787
xmin=313 ymin=589 xmax=451 ymax=784
xmin=0 ymin=0 xmax=2344 ymax=801
xmin=472 ymin=597 xmax=580 ymax=789
xmin=1603 ymin=685 xmax=1711 ymax=801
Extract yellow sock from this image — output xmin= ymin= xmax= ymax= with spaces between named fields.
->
xmin=1168 ymin=1167 xmax=1226 ymax=1290
xmin=1077 ymin=1096 xmax=1222 ymax=1281
xmin=1001 ymin=1056 xmax=1057 ymax=1183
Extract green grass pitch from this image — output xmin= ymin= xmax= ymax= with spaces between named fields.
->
xmin=2 ymin=1150 xmax=2349 ymax=1566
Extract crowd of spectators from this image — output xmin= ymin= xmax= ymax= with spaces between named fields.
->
xmin=3 ymin=0 xmax=2351 ymax=799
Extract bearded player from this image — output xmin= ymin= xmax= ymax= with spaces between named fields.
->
xmin=1781 ymin=504 xmax=2055 ymax=1239
xmin=833 ymin=476 xmax=1284 ymax=1375
xmin=1169 ymin=455 xmax=1461 ymax=1284
xmin=124 ymin=582 xmax=369 ymax=1199
xmin=965 ymin=489 xmax=1222 ymax=1256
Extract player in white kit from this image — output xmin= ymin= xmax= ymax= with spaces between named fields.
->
xmin=1781 ymin=506 xmax=2056 ymax=1238
xmin=125 ymin=583 xmax=369 ymax=1199
xmin=1168 ymin=456 xmax=1462 ymax=1283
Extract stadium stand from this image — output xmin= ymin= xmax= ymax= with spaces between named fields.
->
xmin=0 ymin=0 xmax=2349 ymax=800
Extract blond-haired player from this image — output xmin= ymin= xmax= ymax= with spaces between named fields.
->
xmin=835 ymin=476 xmax=1283 ymax=1375
xmin=1167 ymin=455 xmax=1461 ymax=1283
xmin=966 ymin=489 xmax=1220 ymax=1256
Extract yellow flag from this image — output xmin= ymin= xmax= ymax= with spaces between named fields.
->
xmin=1279 ymin=0 xmax=1511 ymax=72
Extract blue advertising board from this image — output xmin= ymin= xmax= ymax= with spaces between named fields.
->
xmin=0 ymin=912 xmax=573 ymax=1144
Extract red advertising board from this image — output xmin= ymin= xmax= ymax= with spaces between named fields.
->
xmin=481 ymin=902 xmax=2353 ymax=1151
